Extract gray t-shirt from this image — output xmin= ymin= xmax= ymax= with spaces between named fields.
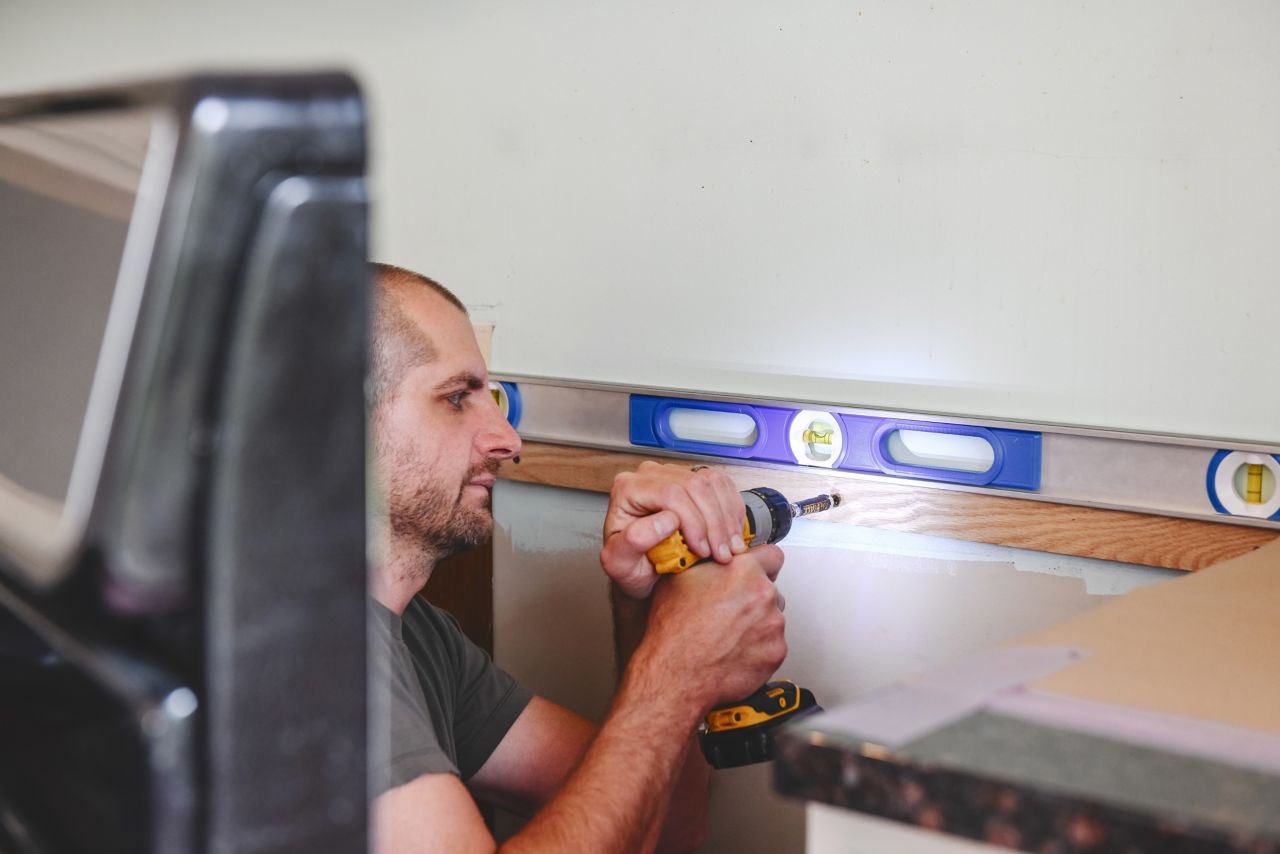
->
xmin=370 ymin=597 xmax=532 ymax=795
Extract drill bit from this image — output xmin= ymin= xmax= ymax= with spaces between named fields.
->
xmin=788 ymin=492 xmax=841 ymax=518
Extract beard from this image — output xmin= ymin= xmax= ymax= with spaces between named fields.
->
xmin=386 ymin=455 xmax=500 ymax=565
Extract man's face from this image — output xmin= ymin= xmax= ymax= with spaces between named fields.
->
xmin=374 ymin=288 xmax=521 ymax=564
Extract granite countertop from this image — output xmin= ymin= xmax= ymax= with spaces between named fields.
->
xmin=774 ymin=648 xmax=1280 ymax=854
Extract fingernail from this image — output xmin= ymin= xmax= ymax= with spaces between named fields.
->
xmin=655 ymin=514 xmax=677 ymax=538
xmin=732 ymin=534 xmax=746 ymax=553
xmin=717 ymin=543 xmax=731 ymax=562
xmin=698 ymin=539 xmax=710 ymax=557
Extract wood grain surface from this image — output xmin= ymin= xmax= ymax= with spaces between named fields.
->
xmin=499 ymin=442 xmax=1278 ymax=572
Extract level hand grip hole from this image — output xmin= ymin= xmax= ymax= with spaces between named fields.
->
xmin=885 ymin=429 xmax=995 ymax=473
xmin=666 ymin=408 xmax=759 ymax=447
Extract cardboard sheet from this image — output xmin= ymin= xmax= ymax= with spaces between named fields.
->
xmin=812 ymin=646 xmax=1083 ymax=747
xmin=1012 ymin=538 xmax=1280 ymax=733
xmin=472 ymin=322 xmax=494 ymax=365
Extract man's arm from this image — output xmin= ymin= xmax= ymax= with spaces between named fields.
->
xmin=373 ymin=774 xmax=494 ymax=853
xmin=467 ymin=696 xmax=596 ymax=816
xmin=601 ymin=462 xmax=749 ymax=849
xmin=611 ymin=585 xmax=708 ymax=853
xmin=470 ymin=690 xmax=703 ymax=852
xmin=477 ymin=461 xmax=745 ymax=848
xmin=373 ymin=552 xmax=783 ymax=854
xmin=374 ymin=464 xmax=783 ymax=854
xmin=374 ymin=698 xmax=596 ymax=853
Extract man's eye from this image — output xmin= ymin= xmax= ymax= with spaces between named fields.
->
xmin=446 ymin=391 xmax=470 ymax=410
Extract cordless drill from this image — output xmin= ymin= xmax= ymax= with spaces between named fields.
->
xmin=646 ymin=486 xmax=837 ymax=769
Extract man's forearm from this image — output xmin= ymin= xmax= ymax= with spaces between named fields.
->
xmin=502 ymin=650 xmax=702 ymax=854
xmin=611 ymin=581 xmax=650 ymax=671
xmin=610 ymin=583 xmax=710 ymax=853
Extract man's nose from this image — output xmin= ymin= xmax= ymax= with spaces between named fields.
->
xmin=480 ymin=394 xmax=522 ymax=460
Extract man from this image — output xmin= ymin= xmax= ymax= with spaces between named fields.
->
xmin=368 ymin=263 xmax=788 ymax=852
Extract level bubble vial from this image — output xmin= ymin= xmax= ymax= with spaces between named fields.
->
xmin=488 ymin=381 xmax=522 ymax=428
xmin=1207 ymin=451 xmax=1280 ymax=520
xmin=1234 ymin=462 xmax=1276 ymax=506
xmin=788 ymin=410 xmax=845 ymax=468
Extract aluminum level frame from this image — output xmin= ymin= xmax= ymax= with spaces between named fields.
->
xmin=493 ymin=373 xmax=1280 ymax=531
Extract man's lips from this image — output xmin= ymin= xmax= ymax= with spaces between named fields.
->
xmin=465 ymin=460 xmax=502 ymax=493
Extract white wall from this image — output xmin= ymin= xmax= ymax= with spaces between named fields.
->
xmin=409 ymin=0 xmax=1280 ymax=444
xmin=493 ymin=480 xmax=1175 ymax=853
xmin=4 ymin=1 xmax=1278 ymax=441
xmin=0 ymin=6 xmax=1245 ymax=850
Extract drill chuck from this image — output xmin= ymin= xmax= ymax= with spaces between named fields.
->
xmin=741 ymin=487 xmax=792 ymax=547
xmin=649 ymin=486 xmax=840 ymax=575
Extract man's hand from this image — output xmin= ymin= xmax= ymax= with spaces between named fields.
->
xmin=636 ymin=545 xmax=787 ymax=709
xmin=601 ymin=461 xmax=748 ymax=599
xmin=602 ymin=460 xmax=788 ymax=707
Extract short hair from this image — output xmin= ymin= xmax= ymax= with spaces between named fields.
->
xmin=368 ymin=263 xmax=468 ymax=408
xmin=370 ymin=262 xmax=468 ymax=314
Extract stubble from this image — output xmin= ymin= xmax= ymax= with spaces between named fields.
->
xmin=386 ymin=450 xmax=499 ymax=573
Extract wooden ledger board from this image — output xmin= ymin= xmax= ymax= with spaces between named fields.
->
xmin=500 ymin=442 xmax=1278 ymax=572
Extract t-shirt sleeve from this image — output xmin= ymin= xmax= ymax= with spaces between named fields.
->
xmin=369 ymin=619 xmax=460 ymax=795
xmin=440 ymin=610 xmax=534 ymax=779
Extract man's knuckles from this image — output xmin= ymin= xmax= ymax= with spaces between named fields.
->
xmin=772 ymin=638 xmax=788 ymax=667
xmin=687 ymin=469 xmax=718 ymax=494
xmin=609 ymin=469 xmax=637 ymax=496
xmin=623 ymin=518 xmax=660 ymax=551
xmin=746 ymin=577 xmax=777 ymax=610
xmin=658 ymin=480 xmax=692 ymax=508
xmin=751 ymin=544 xmax=785 ymax=572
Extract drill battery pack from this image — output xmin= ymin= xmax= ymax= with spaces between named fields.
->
xmin=698 ymin=680 xmax=822 ymax=769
